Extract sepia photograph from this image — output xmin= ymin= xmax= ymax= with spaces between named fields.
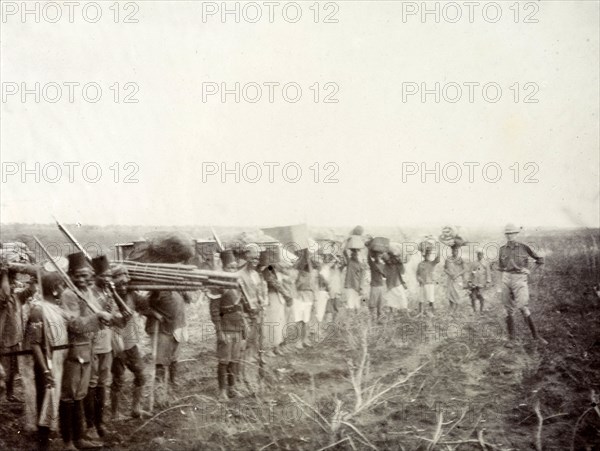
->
xmin=1 ymin=1 xmax=599 ymax=450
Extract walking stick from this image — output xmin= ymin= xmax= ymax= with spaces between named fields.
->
xmin=257 ymin=305 xmax=265 ymax=381
xmin=148 ymin=321 xmax=159 ymax=412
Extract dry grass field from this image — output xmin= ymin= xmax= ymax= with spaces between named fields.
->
xmin=1 ymin=226 xmax=598 ymax=450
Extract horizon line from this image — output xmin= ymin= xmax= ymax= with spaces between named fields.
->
xmin=1 ymin=222 xmax=598 ymax=231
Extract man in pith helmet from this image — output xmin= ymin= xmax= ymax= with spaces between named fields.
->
xmin=498 ymin=223 xmax=547 ymax=347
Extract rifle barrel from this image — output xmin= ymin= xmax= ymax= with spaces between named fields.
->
xmin=33 ymin=236 xmax=100 ymax=314
xmin=55 ymin=219 xmax=91 ymax=262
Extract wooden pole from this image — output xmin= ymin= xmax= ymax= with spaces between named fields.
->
xmin=148 ymin=321 xmax=160 ymax=412
xmin=128 ymin=285 xmax=206 ymax=292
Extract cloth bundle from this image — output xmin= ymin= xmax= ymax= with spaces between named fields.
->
xmin=388 ymin=241 xmax=403 ymax=257
xmin=438 ymin=226 xmax=467 ymax=248
xmin=368 ymin=237 xmax=390 ymax=253
xmin=346 ymin=235 xmax=365 ymax=250
xmin=311 ymin=228 xmax=341 ymax=242
xmin=226 ymin=230 xmax=278 ymax=246
xmin=418 ymin=236 xmax=437 ymax=254
xmin=0 ymin=241 xmax=35 ymax=264
xmin=225 ymin=230 xmax=279 ymax=259
xmin=127 ymin=232 xmax=195 ymax=263
xmin=314 ymin=238 xmax=343 ymax=261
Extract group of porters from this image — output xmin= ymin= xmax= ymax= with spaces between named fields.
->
xmin=0 ymin=222 xmax=549 ymax=450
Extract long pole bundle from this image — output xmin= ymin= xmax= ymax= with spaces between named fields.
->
xmin=117 ymin=260 xmax=242 ymax=291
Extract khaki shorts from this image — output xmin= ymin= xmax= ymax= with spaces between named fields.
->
xmin=501 ymin=272 xmax=530 ymax=315
xmin=61 ymin=360 xmax=91 ymax=401
xmin=89 ymin=351 xmax=113 ymax=388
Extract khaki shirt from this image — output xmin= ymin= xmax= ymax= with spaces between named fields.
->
xmin=498 ymin=241 xmax=543 ymax=273
xmin=60 ymin=288 xmax=101 ymax=363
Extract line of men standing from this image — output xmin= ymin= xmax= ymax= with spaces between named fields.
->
xmin=0 ymin=223 xmax=548 ymax=450
xmin=0 ymin=251 xmax=187 ymax=451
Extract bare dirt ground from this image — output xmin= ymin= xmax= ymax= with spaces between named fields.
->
xmin=2 ymin=233 xmax=599 ymax=450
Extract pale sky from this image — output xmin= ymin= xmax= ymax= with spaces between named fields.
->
xmin=1 ymin=1 xmax=599 ymax=229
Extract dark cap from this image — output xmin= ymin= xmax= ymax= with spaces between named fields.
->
xmin=67 ymin=252 xmax=91 ymax=273
xmin=91 ymin=255 xmax=111 ymax=275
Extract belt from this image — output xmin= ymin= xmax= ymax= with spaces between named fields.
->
xmin=0 ymin=342 xmax=90 ymax=357
xmin=67 ymin=357 xmax=91 ymax=364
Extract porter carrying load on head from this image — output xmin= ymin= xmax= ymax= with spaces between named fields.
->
xmin=259 ymin=247 xmax=292 ymax=355
xmin=383 ymin=243 xmax=408 ymax=313
xmin=416 ymin=244 xmax=440 ymax=317
xmin=444 ymin=245 xmax=467 ymax=314
xmin=294 ymin=248 xmax=317 ymax=349
xmin=367 ymin=237 xmax=389 ymax=322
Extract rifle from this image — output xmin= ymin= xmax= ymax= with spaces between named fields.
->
xmin=54 ymin=217 xmax=91 ymax=261
xmin=211 ymin=227 xmax=265 ymax=380
xmin=33 ymin=236 xmax=100 ymax=314
xmin=210 ymin=227 xmax=254 ymax=306
xmin=108 ymin=281 xmax=133 ymax=322
xmin=54 ymin=219 xmax=134 ymax=318
xmin=210 ymin=227 xmax=224 ymax=255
